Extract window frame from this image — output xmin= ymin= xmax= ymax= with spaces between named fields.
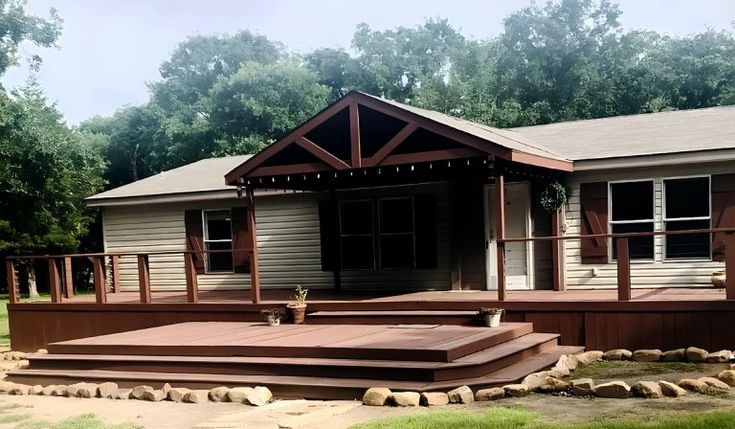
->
xmin=202 ymin=209 xmax=235 ymax=274
xmin=377 ymin=196 xmax=417 ymax=270
xmin=607 ymin=179 xmax=656 ymax=262
xmin=338 ymin=199 xmax=376 ymax=270
xmin=662 ymin=174 xmax=712 ymax=261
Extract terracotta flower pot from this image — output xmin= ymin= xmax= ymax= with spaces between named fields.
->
xmin=288 ymin=304 xmax=307 ymax=324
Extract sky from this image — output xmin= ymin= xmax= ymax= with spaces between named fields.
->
xmin=2 ymin=0 xmax=734 ymax=125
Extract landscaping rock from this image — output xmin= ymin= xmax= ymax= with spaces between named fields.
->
xmin=537 ymin=376 xmax=569 ymax=393
xmin=604 ymin=349 xmax=632 ymax=361
xmin=0 ymin=381 xmax=18 ymax=393
xmin=420 ymin=392 xmax=449 ymax=406
xmin=659 ymin=380 xmax=687 ymax=397
xmin=678 ymin=378 xmax=710 ymax=394
xmin=77 ymin=383 xmax=99 ymax=398
xmin=699 ymin=377 xmax=730 ymax=393
xmin=36 ymin=348 xmax=48 ymax=354
xmin=522 ymin=371 xmax=549 ymax=390
xmin=503 ymin=384 xmax=530 ymax=397
xmin=168 ymin=388 xmax=189 ymax=403
xmin=8 ymin=384 xmax=30 ymax=395
xmin=363 ymin=387 xmax=392 ymax=406
xmin=631 ymin=381 xmax=662 ymax=398
xmin=112 ymin=389 xmax=131 ymax=400
xmin=161 ymin=383 xmax=172 ymax=396
xmin=593 ymin=381 xmax=631 ymax=398
xmin=575 ymin=351 xmax=604 ymax=366
xmin=65 ymin=382 xmax=85 ymax=397
xmin=140 ymin=390 xmax=166 ymax=402
xmin=570 ymin=378 xmax=595 ymax=396
xmin=208 ymin=386 xmax=230 ymax=402
xmin=3 ymin=351 xmax=25 ymax=361
xmin=40 ymin=385 xmax=57 ymax=396
xmin=98 ymin=382 xmax=119 ymax=399
xmin=556 ymin=354 xmax=578 ymax=371
xmin=661 ymin=349 xmax=686 ymax=362
xmin=447 ymin=385 xmax=474 ymax=404
xmin=475 ymin=387 xmax=505 ymax=401
xmin=685 ymin=347 xmax=709 ymax=362
xmin=226 ymin=387 xmax=253 ymax=404
xmin=390 ymin=391 xmax=420 ymax=407
xmin=719 ymin=370 xmax=735 ymax=386
xmin=51 ymin=385 xmax=67 ymax=397
xmin=0 ymin=361 xmax=19 ymax=372
xmin=707 ymin=350 xmax=732 ymax=363
xmin=182 ymin=390 xmax=209 ymax=403
xmin=246 ymin=386 xmax=273 ymax=407
xmin=632 ymin=349 xmax=662 ymax=362
xmin=129 ymin=385 xmax=154 ymax=400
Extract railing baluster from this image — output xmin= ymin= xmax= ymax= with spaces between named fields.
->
xmin=184 ymin=252 xmax=199 ymax=303
xmin=110 ymin=255 xmax=121 ymax=293
xmin=63 ymin=257 xmax=73 ymax=299
xmin=48 ymin=258 xmax=62 ymax=303
xmin=616 ymin=237 xmax=631 ymax=301
xmin=5 ymin=260 xmax=19 ymax=304
xmin=726 ymin=233 xmax=735 ymax=300
xmin=137 ymin=254 xmax=151 ymax=304
xmin=93 ymin=256 xmax=107 ymax=304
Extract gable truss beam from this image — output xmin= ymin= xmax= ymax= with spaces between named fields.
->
xmin=364 ymin=123 xmax=419 ymax=167
xmin=295 ymin=137 xmax=351 ymax=170
xmin=349 ymin=101 xmax=361 ymax=168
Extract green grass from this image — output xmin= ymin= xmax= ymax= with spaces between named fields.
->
xmin=15 ymin=414 xmax=140 ymax=429
xmin=0 ymin=413 xmax=30 ymax=424
xmin=0 ymin=297 xmax=9 ymax=346
xmin=351 ymin=407 xmax=735 ymax=429
xmin=571 ymin=361 xmax=705 ymax=380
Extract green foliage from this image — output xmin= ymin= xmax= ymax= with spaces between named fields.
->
xmin=539 ymin=181 xmax=568 ymax=212
xmin=0 ymin=0 xmax=62 ymax=74
xmin=291 ymin=285 xmax=308 ymax=305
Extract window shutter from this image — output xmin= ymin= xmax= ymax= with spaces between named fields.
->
xmin=414 ymin=194 xmax=438 ymax=269
xmin=230 ymin=207 xmax=251 ymax=273
xmin=184 ymin=210 xmax=205 ymax=274
xmin=579 ymin=182 xmax=609 ymax=264
xmin=319 ymin=199 xmax=339 ymax=271
xmin=711 ymin=173 xmax=735 ymax=262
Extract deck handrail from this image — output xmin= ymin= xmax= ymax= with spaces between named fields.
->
xmin=496 ymin=227 xmax=735 ymax=243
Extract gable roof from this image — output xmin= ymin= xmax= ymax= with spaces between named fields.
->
xmin=86 ymin=155 xmax=251 ymax=206
xmin=512 ymin=105 xmax=735 ymax=161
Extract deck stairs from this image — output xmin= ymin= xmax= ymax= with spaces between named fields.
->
xmin=8 ymin=320 xmax=583 ymax=400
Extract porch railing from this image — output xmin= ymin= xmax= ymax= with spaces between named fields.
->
xmin=5 ymin=248 xmax=255 ymax=305
xmin=496 ymin=227 xmax=735 ymax=301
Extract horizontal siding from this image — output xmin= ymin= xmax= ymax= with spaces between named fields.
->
xmin=563 ymin=162 xmax=734 ymax=289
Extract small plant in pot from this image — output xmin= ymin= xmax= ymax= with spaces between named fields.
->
xmin=478 ymin=307 xmax=504 ymax=328
xmin=262 ymin=308 xmax=283 ymax=327
xmin=287 ymin=285 xmax=308 ymax=324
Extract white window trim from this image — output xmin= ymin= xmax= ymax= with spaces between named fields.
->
xmin=378 ymin=196 xmax=417 ymax=270
xmin=662 ymin=175 xmax=712 ymax=262
xmin=608 ymin=179 xmax=656 ymax=262
xmin=202 ymin=209 xmax=234 ymax=274
xmin=339 ymin=199 xmax=376 ymax=270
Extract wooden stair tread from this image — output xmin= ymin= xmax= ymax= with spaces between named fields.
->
xmin=310 ymin=310 xmax=477 ymax=317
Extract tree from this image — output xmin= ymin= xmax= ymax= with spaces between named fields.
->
xmin=0 ymin=0 xmax=61 ymax=77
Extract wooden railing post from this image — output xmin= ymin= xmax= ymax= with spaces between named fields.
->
xmin=93 ymin=256 xmax=107 ymax=304
xmin=616 ymin=238 xmax=631 ymax=301
xmin=63 ymin=257 xmax=73 ymax=299
xmin=495 ymin=173 xmax=506 ymax=301
xmin=137 ymin=254 xmax=151 ymax=304
xmin=48 ymin=258 xmax=62 ymax=303
xmin=551 ymin=209 xmax=564 ymax=291
xmin=184 ymin=252 xmax=199 ymax=303
xmin=726 ymin=233 xmax=735 ymax=300
xmin=110 ymin=255 xmax=120 ymax=293
xmin=5 ymin=259 xmax=19 ymax=304
xmin=246 ymin=188 xmax=261 ymax=304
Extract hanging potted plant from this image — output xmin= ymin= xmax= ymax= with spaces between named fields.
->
xmin=287 ymin=285 xmax=308 ymax=324
xmin=539 ymin=181 xmax=568 ymax=212
xmin=261 ymin=308 xmax=283 ymax=327
xmin=478 ymin=307 xmax=504 ymax=328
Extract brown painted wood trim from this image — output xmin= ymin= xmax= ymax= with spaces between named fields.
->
xmin=248 ymin=162 xmax=331 ymax=178
xmin=137 ymin=255 xmax=151 ymax=304
xmin=495 ymin=174 xmax=506 ymax=301
xmin=92 ymin=256 xmax=106 ymax=304
xmin=379 ymin=148 xmax=484 ymax=167
xmin=110 ymin=255 xmax=120 ymax=293
xmin=48 ymin=259 xmax=62 ymax=303
xmin=5 ymin=260 xmax=18 ymax=304
xmin=551 ymin=210 xmax=563 ymax=291
xmin=295 ymin=137 xmax=350 ymax=170
xmin=727 ymin=233 xmax=735 ymax=300
xmin=184 ymin=253 xmax=199 ymax=304
xmin=62 ymin=257 xmax=73 ymax=299
xmin=246 ymin=188 xmax=261 ymax=304
xmin=349 ymin=101 xmax=361 ymax=168
xmin=509 ymin=150 xmax=574 ymax=172
xmin=364 ymin=123 xmax=419 ymax=167
xmin=616 ymin=238 xmax=631 ymax=301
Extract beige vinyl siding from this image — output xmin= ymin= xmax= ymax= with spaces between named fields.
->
xmin=563 ymin=162 xmax=733 ymax=289
xmin=103 ymin=193 xmax=333 ymax=292
xmin=337 ymin=183 xmax=451 ymax=290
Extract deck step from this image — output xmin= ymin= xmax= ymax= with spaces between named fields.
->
xmin=308 ymin=310 xmax=477 ymax=325
xmin=8 ymin=346 xmax=583 ymax=400
xmin=24 ymin=333 xmax=559 ymax=382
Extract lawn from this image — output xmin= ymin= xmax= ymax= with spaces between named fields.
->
xmin=0 ymin=296 xmax=9 ymax=346
xmin=351 ymin=407 xmax=735 ymax=429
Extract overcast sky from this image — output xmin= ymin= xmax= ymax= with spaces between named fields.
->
xmin=2 ymin=0 xmax=734 ymax=124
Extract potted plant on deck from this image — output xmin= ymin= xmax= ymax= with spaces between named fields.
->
xmin=262 ymin=308 xmax=283 ymax=326
xmin=478 ymin=307 xmax=504 ymax=328
xmin=287 ymin=285 xmax=308 ymax=324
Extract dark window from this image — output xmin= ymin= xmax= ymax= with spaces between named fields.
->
xmin=664 ymin=177 xmax=710 ymax=259
xmin=203 ymin=210 xmax=233 ymax=272
xmin=339 ymin=200 xmax=375 ymax=269
xmin=610 ymin=181 xmax=654 ymax=260
xmin=379 ymin=198 xmax=415 ymax=269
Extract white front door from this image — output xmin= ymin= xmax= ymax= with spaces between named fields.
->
xmin=485 ymin=182 xmax=534 ymax=290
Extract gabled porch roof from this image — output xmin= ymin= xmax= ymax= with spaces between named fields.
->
xmin=224 ymin=91 xmax=572 ymax=187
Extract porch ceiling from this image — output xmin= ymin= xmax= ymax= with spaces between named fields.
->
xmin=224 ymin=92 xmax=572 ymax=189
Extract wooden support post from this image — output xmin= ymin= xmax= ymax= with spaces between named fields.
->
xmin=246 ymin=188 xmax=261 ymax=304
xmin=93 ymin=256 xmax=107 ymax=304
xmin=48 ymin=258 xmax=62 ymax=303
xmin=330 ymin=189 xmax=341 ymax=291
xmin=349 ymin=100 xmax=361 ymax=168
xmin=110 ymin=255 xmax=120 ymax=293
xmin=63 ymin=257 xmax=73 ymax=299
xmin=495 ymin=173 xmax=506 ymax=301
xmin=616 ymin=237 xmax=631 ymax=302
xmin=184 ymin=252 xmax=199 ymax=303
xmin=726 ymin=233 xmax=735 ymax=300
xmin=137 ymin=254 xmax=151 ymax=304
xmin=551 ymin=209 xmax=564 ymax=291
xmin=5 ymin=260 xmax=19 ymax=304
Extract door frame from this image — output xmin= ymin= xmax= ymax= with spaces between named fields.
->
xmin=484 ymin=181 xmax=534 ymax=290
